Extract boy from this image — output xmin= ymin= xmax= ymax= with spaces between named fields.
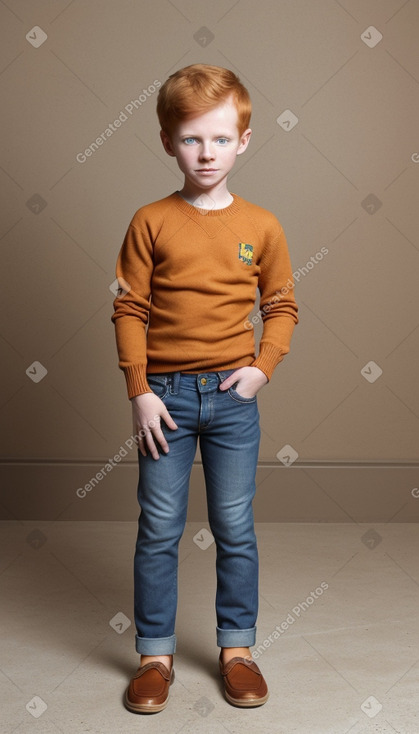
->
xmin=111 ymin=63 xmax=298 ymax=713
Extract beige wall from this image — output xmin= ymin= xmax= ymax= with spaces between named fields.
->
xmin=1 ymin=0 xmax=418 ymax=520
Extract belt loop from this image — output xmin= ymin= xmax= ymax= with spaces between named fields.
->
xmin=170 ymin=372 xmax=181 ymax=395
xmin=217 ymin=369 xmax=234 ymax=383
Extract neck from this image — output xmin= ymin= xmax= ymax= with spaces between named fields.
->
xmin=178 ymin=180 xmax=233 ymax=210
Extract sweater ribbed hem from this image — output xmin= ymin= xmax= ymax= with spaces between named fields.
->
xmin=251 ymin=342 xmax=290 ymax=380
xmin=123 ymin=345 xmax=290 ymax=397
xmin=123 ymin=357 xmax=256 ymax=398
xmin=124 ymin=365 xmax=152 ymax=399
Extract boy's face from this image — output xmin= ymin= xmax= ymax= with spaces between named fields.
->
xmin=160 ymin=95 xmax=251 ymax=198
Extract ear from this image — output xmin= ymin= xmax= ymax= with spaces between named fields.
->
xmin=236 ymin=128 xmax=252 ymax=156
xmin=160 ymin=130 xmax=176 ymax=157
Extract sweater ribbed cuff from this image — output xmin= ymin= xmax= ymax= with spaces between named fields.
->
xmin=123 ymin=364 xmax=152 ymax=399
xmin=251 ymin=342 xmax=290 ymax=380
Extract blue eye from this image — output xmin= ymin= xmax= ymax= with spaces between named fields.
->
xmin=183 ymin=137 xmax=196 ymax=144
xmin=217 ymin=138 xmax=229 ymax=144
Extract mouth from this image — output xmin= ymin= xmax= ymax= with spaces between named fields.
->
xmin=196 ymin=168 xmax=218 ymax=173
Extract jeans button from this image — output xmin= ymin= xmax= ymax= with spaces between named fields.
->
xmin=200 ymin=377 xmax=207 ymax=385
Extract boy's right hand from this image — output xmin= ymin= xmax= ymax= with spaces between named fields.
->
xmin=131 ymin=393 xmax=178 ymax=460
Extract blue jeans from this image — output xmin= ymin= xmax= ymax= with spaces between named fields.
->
xmin=133 ymin=369 xmax=261 ymax=655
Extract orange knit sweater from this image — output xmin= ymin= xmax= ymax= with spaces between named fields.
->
xmin=111 ymin=191 xmax=298 ymax=399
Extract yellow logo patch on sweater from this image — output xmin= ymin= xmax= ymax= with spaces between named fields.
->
xmin=238 ymin=242 xmax=254 ymax=265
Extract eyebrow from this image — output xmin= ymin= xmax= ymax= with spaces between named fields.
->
xmin=179 ymin=133 xmax=232 ymax=137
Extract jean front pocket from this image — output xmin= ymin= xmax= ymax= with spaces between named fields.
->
xmin=146 ymin=374 xmax=169 ymax=400
xmin=227 ymin=385 xmax=257 ymax=404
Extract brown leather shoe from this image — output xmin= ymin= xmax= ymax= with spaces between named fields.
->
xmin=125 ymin=658 xmax=175 ymax=713
xmin=219 ymin=653 xmax=269 ymax=707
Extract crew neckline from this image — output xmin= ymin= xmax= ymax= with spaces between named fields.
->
xmin=173 ymin=190 xmax=241 ymax=217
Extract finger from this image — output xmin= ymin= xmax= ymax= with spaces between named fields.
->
xmin=136 ymin=431 xmax=147 ymax=456
xmin=144 ymin=431 xmax=160 ymax=460
xmin=219 ymin=376 xmax=236 ymax=390
xmin=156 ymin=429 xmax=170 ymax=454
xmin=133 ymin=425 xmax=142 ymax=451
xmin=135 ymin=424 xmax=158 ymax=459
xmin=161 ymin=408 xmax=178 ymax=431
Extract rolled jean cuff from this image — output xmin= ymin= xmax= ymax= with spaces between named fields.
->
xmin=135 ymin=634 xmax=176 ymax=655
xmin=216 ymin=626 xmax=256 ymax=648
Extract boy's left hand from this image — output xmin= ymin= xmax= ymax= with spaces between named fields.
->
xmin=219 ymin=365 xmax=268 ymax=399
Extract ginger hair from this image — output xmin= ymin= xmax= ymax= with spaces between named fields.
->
xmin=157 ymin=63 xmax=251 ymax=138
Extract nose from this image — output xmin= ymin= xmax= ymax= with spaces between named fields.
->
xmin=199 ymin=142 xmax=215 ymax=161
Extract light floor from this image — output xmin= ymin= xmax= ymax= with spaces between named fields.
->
xmin=1 ymin=521 xmax=418 ymax=734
